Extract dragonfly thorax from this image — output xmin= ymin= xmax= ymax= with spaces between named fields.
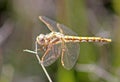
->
xmin=36 ymin=32 xmax=65 ymax=45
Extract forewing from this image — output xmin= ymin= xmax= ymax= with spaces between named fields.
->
xmin=39 ymin=16 xmax=59 ymax=32
xmin=42 ymin=43 xmax=61 ymax=66
xmin=39 ymin=16 xmax=77 ymax=35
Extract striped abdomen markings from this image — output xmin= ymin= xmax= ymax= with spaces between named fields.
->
xmin=64 ymin=36 xmax=111 ymax=42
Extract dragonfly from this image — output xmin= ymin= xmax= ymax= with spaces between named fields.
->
xmin=35 ymin=16 xmax=111 ymax=70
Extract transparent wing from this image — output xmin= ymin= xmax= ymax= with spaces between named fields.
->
xmin=40 ymin=16 xmax=80 ymax=69
xmin=39 ymin=16 xmax=77 ymax=35
xmin=42 ymin=43 xmax=61 ymax=66
xmin=39 ymin=16 xmax=59 ymax=32
xmin=62 ymin=42 xmax=80 ymax=70
xmin=56 ymin=22 xmax=80 ymax=69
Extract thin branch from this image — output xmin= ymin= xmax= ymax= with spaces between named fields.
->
xmin=23 ymin=49 xmax=52 ymax=82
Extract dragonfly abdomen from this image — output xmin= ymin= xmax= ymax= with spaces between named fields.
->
xmin=64 ymin=36 xmax=111 ymax=43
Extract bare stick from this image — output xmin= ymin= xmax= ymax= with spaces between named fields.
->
xmin=23 ymin=49 xmax=37 ymax=54
xmin=23 ymin=42 xmax=52 ymax=82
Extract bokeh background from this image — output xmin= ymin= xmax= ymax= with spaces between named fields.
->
xmin=0 ymin=0 xmax=119 ymax=82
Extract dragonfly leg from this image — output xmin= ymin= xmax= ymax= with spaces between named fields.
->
xmin=41 ymin=44 xmax=52 ymax=62
xmin=61 ymin=38 xmax=66 ymax=66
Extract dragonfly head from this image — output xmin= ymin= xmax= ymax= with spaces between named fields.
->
xmin=36 ymin=34 xmax=46 ymax=45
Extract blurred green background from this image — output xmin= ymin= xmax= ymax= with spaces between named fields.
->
xmin=0 ymin=0 xmax=119 ymax=82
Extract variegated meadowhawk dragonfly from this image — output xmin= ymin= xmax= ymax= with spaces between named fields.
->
xmin=24 ymin=16 xmax=111 ymax=82
xmin=24 ymin=16 xmax=111 ymax=71
xmin=33 ymin=16 xmax=111 ymax=70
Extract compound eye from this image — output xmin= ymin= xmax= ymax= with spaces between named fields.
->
xmin=39 ymin=38 xmax=45 ymax=44
xmin=37 ymin=37 xmax=45 ymax=45
xmin=37 ymin=34 xmax=45 ymax=45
